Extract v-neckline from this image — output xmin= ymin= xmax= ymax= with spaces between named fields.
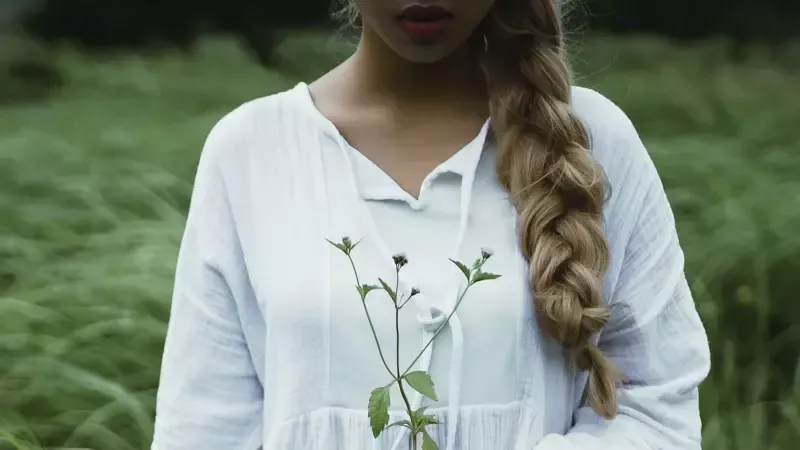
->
xmin=295 ymin=82 xmax=491 ymax=208
xmin=295 ymin=81 xmax=480 ymax=306
xmin=345 ymin=128 xmax=489 ymax=208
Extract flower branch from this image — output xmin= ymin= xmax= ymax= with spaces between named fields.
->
xmin=329 ymin=237 xmax=501 ymax=450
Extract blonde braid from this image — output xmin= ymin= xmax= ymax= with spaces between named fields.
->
xmin=484 ymin=0 xmax=624 ymax=418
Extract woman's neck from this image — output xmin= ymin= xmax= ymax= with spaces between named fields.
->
xmin=347 ymin=26 xmax=488 ymax=107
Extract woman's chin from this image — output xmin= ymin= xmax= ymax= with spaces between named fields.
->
xmin=390 ymin=40 xmax=464 ymax=64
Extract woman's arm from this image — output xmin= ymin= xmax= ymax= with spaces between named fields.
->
xmin=151 ymin=118 xmax=263 ymax=449
xmin=535 ymin=127 xmax=712 ymax=449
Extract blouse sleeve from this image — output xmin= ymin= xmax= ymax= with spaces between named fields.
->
xmin=151 ymin=118 xmax=263 ymax=449
xmin=534 ymin=127 xmax=712 ymax=449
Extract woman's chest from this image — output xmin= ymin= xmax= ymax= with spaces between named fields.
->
xmin=247 ymin=165 xmax=541 ymax=406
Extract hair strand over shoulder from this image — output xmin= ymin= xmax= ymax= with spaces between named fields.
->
xmin=482 ymin=0 xmax=624 ymax=419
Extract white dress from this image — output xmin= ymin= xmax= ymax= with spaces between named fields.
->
xmin=151 ymin=83 xmax=711 ymax=450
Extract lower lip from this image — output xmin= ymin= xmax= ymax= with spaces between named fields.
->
xmin=399 ymin=19 xmax=450 ymax=40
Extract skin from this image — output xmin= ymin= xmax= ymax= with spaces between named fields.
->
xmin=309 ymin=0 xmax=495 ymax=198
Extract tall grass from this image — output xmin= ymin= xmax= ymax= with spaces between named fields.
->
xmin=1 ymin=32 xmax=798 ymax=449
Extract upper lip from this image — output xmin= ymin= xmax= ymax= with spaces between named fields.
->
xmin=398 ymin=4 xmax=454 ymax=21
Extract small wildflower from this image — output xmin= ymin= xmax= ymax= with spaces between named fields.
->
xmin=392 ymin=253 xmax=409 ymax=269
xmin=334 ymin=238 xmax=502 ymax=449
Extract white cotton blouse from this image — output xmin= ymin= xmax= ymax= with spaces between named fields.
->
xmin=151 ymin=83 xmax=711 ymax=450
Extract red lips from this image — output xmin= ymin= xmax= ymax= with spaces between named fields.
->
xmin=398 ymin=4 xmax=454 ymax=41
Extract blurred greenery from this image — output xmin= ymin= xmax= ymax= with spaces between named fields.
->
xmin=1 ymin=31 xmax=799 ymax=449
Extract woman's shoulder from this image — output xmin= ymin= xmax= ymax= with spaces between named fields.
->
xmin=570 ymin=86 xmax=641 ymax=157
xmin=206 ymin=85 xmax=305 ymax=146
xmin=198 ymin=84 xmax=311 ymax=171
xmin=569 ymin=86 xmax=665 ymax=222
xmin=570 ymin=85 xmax=658 ymax=184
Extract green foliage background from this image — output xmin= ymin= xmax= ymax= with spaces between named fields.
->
xmin=1 ymin=32 xmax=799 ymax=449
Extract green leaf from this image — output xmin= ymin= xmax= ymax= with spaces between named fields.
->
xmin=404 ymin=371 xmax=438 ymax=401
xmin=412 ymin=406 xmax=440 ymax=426
xmin=422 ymin=430 xmax=438 ymax=450
xmin=368 ymin=385 xmax=391 ymax=438
xmin=386 ymin=419 xmax=413 ymax=430
xmin=472 ymin=271 xmax=501 ymax=283
xmin=378 ymin=277 xmax=397 ymax=302
xmin=418 ymin=414 xmax=440 ymax=426
xmin=326 ymin=239 xmax=348 ymax=254
xmin=471 ymin=257 xmax=482 ymax=271
xmin=449 ymin=259 xmax=471 ymax=282
xmin=357 ymin=284 xmax=380 ymax=299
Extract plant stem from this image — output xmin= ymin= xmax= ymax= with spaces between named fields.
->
xmin=398 ymin=295 xmax=413 ymax=309
xmin=346 ymin=253 xmax=395 ymax=377
xmin=395 ymin=266 xmax=416 ymax=449
xmin=401 ymin=281 xmax=474 ymax=378
xmin=397 ymin=317 xmax=416 ymax=448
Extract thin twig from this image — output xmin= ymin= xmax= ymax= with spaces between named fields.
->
xmin=401 ymin=282 xmax=474 ymax=377
xmin=347 ymin=253 xmax=395 ymax=377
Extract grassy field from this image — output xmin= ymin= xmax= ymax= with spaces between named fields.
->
xmin=1 ymin=31 xmax=799 ymax=449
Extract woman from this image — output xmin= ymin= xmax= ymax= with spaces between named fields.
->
xmin=151 ymin=0 xmax=711 ymax=449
